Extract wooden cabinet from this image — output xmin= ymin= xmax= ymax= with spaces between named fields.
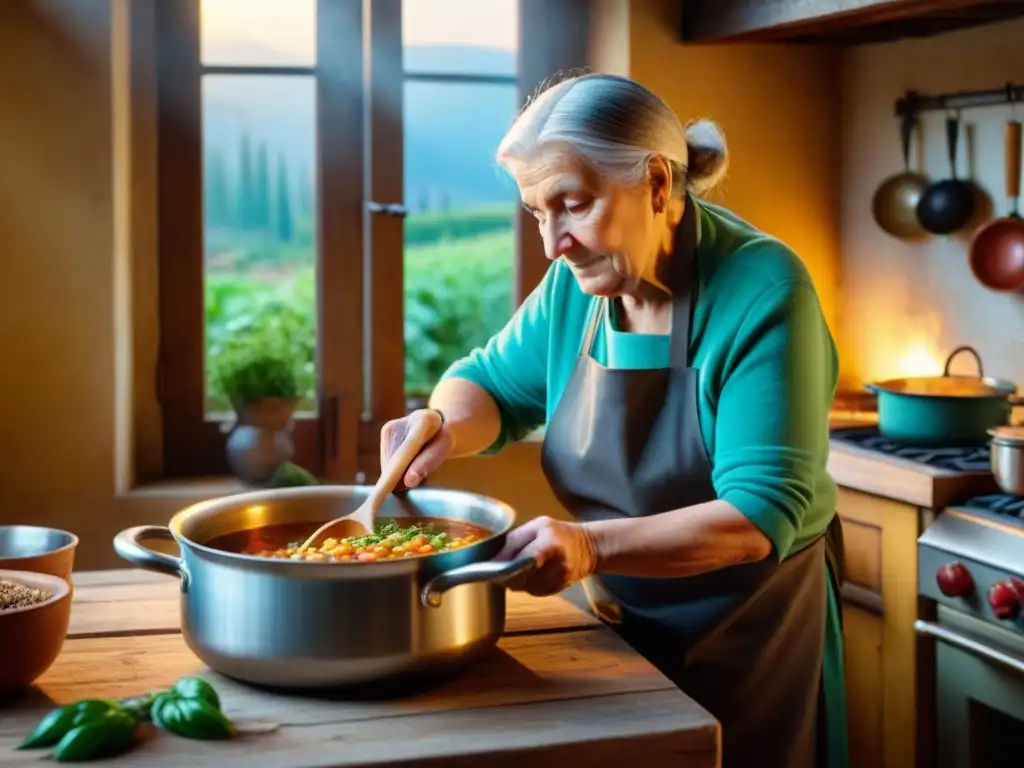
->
xmin=837 ymin=488 xmax=928 ymax=768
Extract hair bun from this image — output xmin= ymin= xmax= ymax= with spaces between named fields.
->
xmin=684 ymin=119 xmax=728 ymax=195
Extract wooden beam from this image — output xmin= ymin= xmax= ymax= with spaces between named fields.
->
xmin=680 ymin=0 xmax=1001 ymax=43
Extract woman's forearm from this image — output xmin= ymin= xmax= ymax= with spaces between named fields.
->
xmin=583 ymin=500 xmax=774 ymax=579
xmin=428 ymin=377 xmax=503 ymax=458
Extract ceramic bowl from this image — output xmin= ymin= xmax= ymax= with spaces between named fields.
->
xmin=0 ymin=569 xmax=72 ymax=692
xmin=0 ymin=525 xmax=78 ymax=582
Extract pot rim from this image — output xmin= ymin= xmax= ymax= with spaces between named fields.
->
xmin=988 ymin=425 xmax=1024 ymax=446
xmin=0 ymin=525 xmax=80 ymax=562
xmin=866 ymin=375 xmax=1018 ymax=400
xmin=166 ymin=484 xmax=518 ymax=570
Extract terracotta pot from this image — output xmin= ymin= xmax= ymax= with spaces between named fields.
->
xmin=225 ymin=397 xmax=299 ymax=485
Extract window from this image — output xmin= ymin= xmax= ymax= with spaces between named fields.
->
xmin=401 ymin=0 xmax=519 ymax=404
xmin=155 ymin=0 xmax=588 ymax=481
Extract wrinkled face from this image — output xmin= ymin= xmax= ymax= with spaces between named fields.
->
xmin=507 ymin=150 xmax=673 ymax=298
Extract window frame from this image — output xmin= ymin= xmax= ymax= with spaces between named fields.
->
xmin=154 ymin=0 xmax=589 ymax=482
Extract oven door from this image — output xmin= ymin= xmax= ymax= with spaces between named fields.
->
xmin=916 ymin=606 xmax=1024 ymax=768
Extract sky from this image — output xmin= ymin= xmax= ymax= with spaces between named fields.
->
xmin=200 ymin=0 xmax=518 ymax=65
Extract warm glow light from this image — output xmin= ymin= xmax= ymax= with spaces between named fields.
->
xmin=859 ymin=327 xmax=946 ymax=384
xmin=895 ymin=343 xmax=943 ymax=379
xmin=848 ymin=268 xmax=951 ymax=386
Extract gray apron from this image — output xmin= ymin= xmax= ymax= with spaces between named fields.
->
xmin=540 ymin=197 xmax=843 ymax=768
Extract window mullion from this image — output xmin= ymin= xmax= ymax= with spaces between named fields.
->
xmin=317 ymin=0 xmax=367 ymax=482
xmin=358 ymin=0 xmax=406 ymax=480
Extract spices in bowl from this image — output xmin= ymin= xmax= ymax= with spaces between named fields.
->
xmin=1 ymin=577 xmax=54 ymax=611
xmin=0 ymin=569 xmax=73 ymax=693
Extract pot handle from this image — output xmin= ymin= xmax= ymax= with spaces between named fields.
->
xmin=863 ymin=383 xmax=879 ymax=395
xmin=421 ymin=557 xmax=537 ymax=608
xmin=113 ymin=526 xmax=184 ymax=579
xmin=943 ymin=345 xmax=983 ymax=377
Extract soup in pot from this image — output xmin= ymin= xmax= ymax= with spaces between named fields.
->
xmin=206 ymin=518 xmax=492 ymax=563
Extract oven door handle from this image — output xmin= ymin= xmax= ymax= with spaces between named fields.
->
xmin=915 ymin=619 xmax=1024 ymax=676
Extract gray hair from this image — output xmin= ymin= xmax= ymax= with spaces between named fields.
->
xmin=497 ymin=71 xmax=728 ymax=197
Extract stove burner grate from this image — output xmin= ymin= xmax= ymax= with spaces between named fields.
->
xmin=958 ymin=493 xmax=1024 ymax=522
xmin=830 ymin=427 xmax=991 ymax=472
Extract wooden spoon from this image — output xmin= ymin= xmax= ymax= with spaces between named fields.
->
xmin=297 ymin=415 xmax=438 ymax=549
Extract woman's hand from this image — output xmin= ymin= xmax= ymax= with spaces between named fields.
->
xmin=380 ymin=409 xmax=449 ymax=488
xmin=494 ymin=516 xmax=599 ymax=597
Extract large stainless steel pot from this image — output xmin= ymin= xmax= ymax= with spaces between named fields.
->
xmin=113 ymin=485 xmax=535 ymax=689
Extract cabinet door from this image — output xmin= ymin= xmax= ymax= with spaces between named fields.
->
xmin=843 ymin=602 xmax=884 ymax=767
xmin=837 ymin=488 xmax=922 ymax=768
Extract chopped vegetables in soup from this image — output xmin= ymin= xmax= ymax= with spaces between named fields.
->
xmin=208 ymin=519 xmax=488 ymax=563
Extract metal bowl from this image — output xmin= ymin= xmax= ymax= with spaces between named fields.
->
xmin=0 ymin=526 xmax=78 ymax=582
xmin=988 ymin=426 xmax=1024 ymax=497
xmin=113 ymin=485 xmax=535 ymax=690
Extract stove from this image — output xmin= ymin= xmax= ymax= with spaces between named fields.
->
xmin=830 ymin=427 xmax=991 ymax=472
xmin=916 ymin=493 xmax=1024 ymax=767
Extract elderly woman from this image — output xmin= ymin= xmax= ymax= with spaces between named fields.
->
xmin=382 ymin=72 xmax=847 ymax=768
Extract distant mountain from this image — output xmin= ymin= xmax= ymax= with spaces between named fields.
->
xmin=203 ymin=42 xmax=522 ymax=209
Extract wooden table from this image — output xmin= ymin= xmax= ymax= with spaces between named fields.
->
xmin=0 ymin=569 xmax=720 ymax=766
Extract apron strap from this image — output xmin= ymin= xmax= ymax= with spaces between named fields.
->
xmin=578 ymin=297 xmax=605 ymax=358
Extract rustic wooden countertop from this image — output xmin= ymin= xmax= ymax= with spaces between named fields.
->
xmin=0 ymin=569 xmax=720 ymax=767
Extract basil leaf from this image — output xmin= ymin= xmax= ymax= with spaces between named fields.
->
xmin=152 ymin=693 xmax=235 ymax=740
xmin=172 ymin=676 xmax=222 ymax=709
xmin=17 ymin=699 xmax=119 ymax=750
xmin=51 ymin=710 xmax=137 ymax=763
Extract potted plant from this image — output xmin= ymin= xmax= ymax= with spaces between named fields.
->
xmin=212 ymin=343 xmax=303 ymax=486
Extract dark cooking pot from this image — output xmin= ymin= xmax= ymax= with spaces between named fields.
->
xmin=865 ymin=346 xmax=1023 ymax=447
xmin=113 ymin=485 xmax=535 ymax=690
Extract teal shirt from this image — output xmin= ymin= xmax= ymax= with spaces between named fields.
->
xmin=442 ymin=199 xmax=839 ymax=561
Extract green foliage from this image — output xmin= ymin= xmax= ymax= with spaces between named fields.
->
xmin=206 ymin=272 xmax=315 ymax=410
xmin=211 ymin=347 xmax=300 ymax=406
xmin=270 ymin=461 xmax=320 ymax=487
xmin=203 ymin=212 xmax=515 ymax=411
xmin=255 ymin=145 xmax=271 ymax=231
xmin=237 ymin=134 xmax=256 ymax=229
xmin=404 ymin=205 xmax=515 ymax=247
xmin=403 ymin=229 xmax=513 ymax=394
xmin=205 ymin=140 xmax=297 ymax=238
xmin=274 ymin=152 xmax=293 ymax=242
